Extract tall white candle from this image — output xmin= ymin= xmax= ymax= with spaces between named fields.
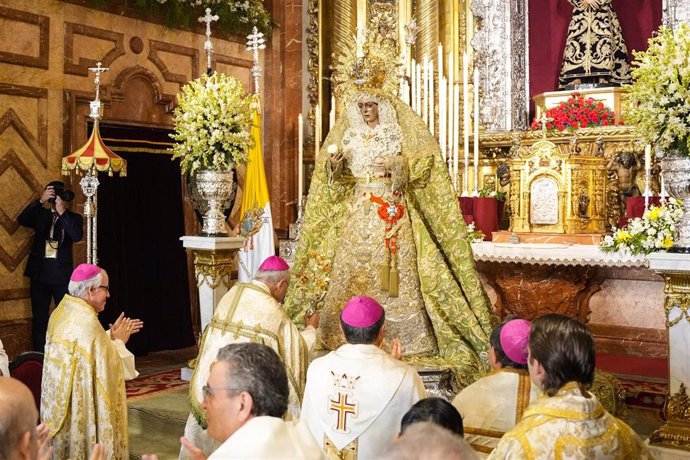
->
xmin=329 ymin=95 xmax=336 ymax=132
xmin=421 ymin=57 xmax=429 ymax=126
xmin=462 ymin=52 xmax=469 ymax=195
xmin=298 ymin=113 xmax=304 ymax=203
xmin=315 ymin=104 xmax=321 ymax=161
xmin=473 ymin=68 xmax=480 ymax=193
xmin=429 ymin=59 xmax=435 ymax=136
xmin=447 ymin=53 xmax=454 ymax=178
xmin=416 ymin=62 xmax=422 ymax=116
xmin=439 ymin=76 xmax=446 ymax=160
xmin=411 ymin=59 xmax=417 ymax=112
xmin=454 ymin=83 xmax=460 ymax=191
xmin=644 ymin=144 xmax=651 ymax=207
xmin=437 ymin=43 xmax=443 ymax=80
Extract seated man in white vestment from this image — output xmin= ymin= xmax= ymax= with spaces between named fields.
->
xmin=41 ymin=263 xmax=142 ymax=460
xmin=400 ymin=397 xmax=464 ymax=437
xmin=182 ymin=255 xmax=319 ymax=459
xmin=489 ymin=314 xmax=652 ymax=459
xmin=175 ymin=342 xmax=323 ymax=460
xmin=301 ymin=295 xmax=426 ymax=459
xmin=0 ymin=378 xmax=52 ymax=460
xmin=453 ymin=318 xmax=538 ymax=457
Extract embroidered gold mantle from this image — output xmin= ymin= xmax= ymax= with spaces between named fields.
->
xmin=285 ymin=93 xmax=495 ymax=388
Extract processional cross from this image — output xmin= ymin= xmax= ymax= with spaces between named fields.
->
xmin=87 ymin=62 xmax=109 ymax=119
xmin=199 ymin=8 xmax=219 ymax=73
xmin=246 ymin=27 xmax=266 ymax=95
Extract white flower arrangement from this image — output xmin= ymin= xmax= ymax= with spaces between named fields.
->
xmin=139 ymin=1 xmax=270 ymax=37
xmin=600 ymin=198 xmax=684 ymax=255
xmin=625 ymin=23 xmax=690 ymax=156
xmin=170 ymin=72 xmax=252 ymax=176
xmin=466 ymin=223 xmax=485 ymax=244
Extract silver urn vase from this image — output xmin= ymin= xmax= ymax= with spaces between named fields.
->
xmin=192 ymin=168 xmax=236 ymax=237
xmin=661 ymin=156 xmax=690 ymax=253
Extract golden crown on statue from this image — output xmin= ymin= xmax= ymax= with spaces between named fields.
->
xmin=332 ymin=30 xmax=401 ymax=100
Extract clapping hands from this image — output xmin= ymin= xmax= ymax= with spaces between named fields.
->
xmin=110 ymin=312 xmax=144 ymax=344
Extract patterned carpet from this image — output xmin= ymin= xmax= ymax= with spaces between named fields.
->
xmin=126 ymin=369 xmax=188 ymax=401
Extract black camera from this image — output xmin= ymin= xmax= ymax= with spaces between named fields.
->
xmin=46 ymin=181 xmax=75 ymax=203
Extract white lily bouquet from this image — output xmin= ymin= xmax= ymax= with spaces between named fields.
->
xmin=170 ymin=72 xmax=252 ymax=175
xmin=625 ymin=22 xmax=690 ymax=156
xmin=600 ymin=198 xmax=684 ymax=255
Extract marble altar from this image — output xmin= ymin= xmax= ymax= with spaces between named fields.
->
xmin=472 ymin=241 xmax=666 ymax=358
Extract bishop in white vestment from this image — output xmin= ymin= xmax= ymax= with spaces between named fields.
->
xmin=453 ymin=319 xmax=538 ymax=457
xmin=182 ymin=256 xmax=318 ymax=459
xmin=301 ymin=296 xmax=426 ymax=459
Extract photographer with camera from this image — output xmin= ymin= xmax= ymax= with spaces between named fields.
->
xmin=18 ymin=181 xmax=83 ymax=351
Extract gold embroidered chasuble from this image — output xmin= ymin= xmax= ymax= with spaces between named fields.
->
xmin=559 ymin=0 xmax=631 ymax=88
xmin=285 ymin=93 xmax=495 ymax=388
xmin=189 ymin=281 xmax=311 ymax=428
xmin=489 ymin=382 xmax=652 ymax=460
xmin=41 ymin=294 xmax=128 ymax=460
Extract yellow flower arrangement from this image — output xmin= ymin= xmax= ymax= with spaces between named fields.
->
xmin=625 ymin=23 xmax=690 ymax=156
xmin=600 ymin=198 xmax=684 ymax=254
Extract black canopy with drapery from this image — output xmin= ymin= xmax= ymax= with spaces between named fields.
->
xmin=93 ymin=123 xmax=194 ymax=355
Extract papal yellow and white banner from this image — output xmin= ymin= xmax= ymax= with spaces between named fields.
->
xmin=238 ymin=95 xmax=275 ymax=281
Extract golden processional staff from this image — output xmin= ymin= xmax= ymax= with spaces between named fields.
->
xmin=61 ymin=62 xmax=127 ymax=263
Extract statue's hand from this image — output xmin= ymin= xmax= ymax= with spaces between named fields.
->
xmin=583 ymin=0 xmax=601 ymax=8
xmin=328 ymin=144 xmax=342 ymax=168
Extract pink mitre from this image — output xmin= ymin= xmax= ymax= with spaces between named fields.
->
xmin=341 ymin=296 xmax=383 ymax=328
xmin=259 ymin=255 xmax=289 ymax=271
xmin=500 ymin=319 xmax=532 ymax=365
xmin=71 ymin=263 xmax=101 ymax=282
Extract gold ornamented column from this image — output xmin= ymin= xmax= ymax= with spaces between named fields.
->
xmin=414 ymin=0 xmax=440 ymax=61
xmin=333 ymin=0 xmax=357 ymax=65
xmin=647 ymin=252 xmax=690 ymax=453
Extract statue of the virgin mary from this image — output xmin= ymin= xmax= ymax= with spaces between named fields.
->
xmin=284 ymin=34 xmax=495 ymax=387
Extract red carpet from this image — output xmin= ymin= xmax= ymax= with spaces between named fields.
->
xmin=596 ymin=353 xmax=668 ymax=411
xmin=126 ymin=369 xmax=188 ymax=401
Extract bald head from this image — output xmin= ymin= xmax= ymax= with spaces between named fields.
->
xmin=0 ymin=378 xmax=38 ymax=460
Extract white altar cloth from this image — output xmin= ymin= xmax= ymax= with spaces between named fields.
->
xmin=471 ymin=242 xmax=649 ymax=268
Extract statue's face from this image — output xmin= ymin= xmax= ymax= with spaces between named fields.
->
xmin=357 ymin=101 xmax=379 ymax=125
xmin=620 ymin=153 xmax=634 ymax=168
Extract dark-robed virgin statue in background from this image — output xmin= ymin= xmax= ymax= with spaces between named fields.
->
xmin=559 ymin=0 xmax=632 ymax=89
xmin=284 ymin=33 xmax=495 ymax=388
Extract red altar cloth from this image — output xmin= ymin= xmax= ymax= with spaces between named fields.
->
xmin=618 ymin=196 xmax=662 ymax=228
xmin=626 ymin=196 xmax=661 ymax=218
xmin=458 ymin=197 xmax=499 ymax=241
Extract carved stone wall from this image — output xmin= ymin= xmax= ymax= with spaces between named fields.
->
xmin=0 ymin=0 xmax=277 ymax=357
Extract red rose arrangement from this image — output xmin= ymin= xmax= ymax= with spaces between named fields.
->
xmin=530 ymin=92 xmax=618 ymax=132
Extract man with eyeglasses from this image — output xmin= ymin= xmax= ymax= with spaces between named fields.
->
xmin=40 ymin=263 xmax=143 ymax=460
xmin=150 ymin=343 xmax=322 ymax=460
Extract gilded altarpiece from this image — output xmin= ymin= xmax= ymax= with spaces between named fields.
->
xmin=479 ymin=126 xmax=648 ymax=234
